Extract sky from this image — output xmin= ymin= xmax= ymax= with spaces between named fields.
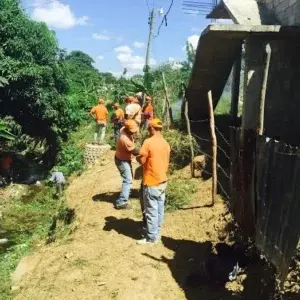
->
xmin=21 ymin=0 xmax=217 ymax=76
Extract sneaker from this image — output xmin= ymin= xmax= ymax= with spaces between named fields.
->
xmin=137 ymin=238 xmax=155 ymax=245
xmin=115 ymin=203 xmax=131 ymax=210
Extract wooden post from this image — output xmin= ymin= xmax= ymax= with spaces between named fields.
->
xmin=162 ymin=72 xmax=174 ymax=125
xmin=257 ymin=43 xmax=271 ymax=136
xmin=208 ymin=90 xmax=217 ymax=206
xmin=231 ymin=42 xmax=243 ymax=126
xmin=184 ymin=97 xmax=195 ymax=178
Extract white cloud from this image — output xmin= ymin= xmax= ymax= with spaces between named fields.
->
xmin=97 ymin=55 xmax=104 ymax=60
xmin=92 ymin=33 xmax=110 ymax=40
xmin=133 ymin=41 xmax=145 ymax=49
xmin=114 ymin=45 xmax=132 ymax=54
xmin=115 ymin=45 xmax=155 ymax=71
xmin=32 ymin=0 xmax=89 ymax=29
xmin=187 ymin=35 xmax=200 ymax=50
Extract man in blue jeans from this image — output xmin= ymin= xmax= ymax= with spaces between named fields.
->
xmin=137 ymin=118 xmax=170 ymax=245
xmin=115 ymin=119 xmax=139 ymax=209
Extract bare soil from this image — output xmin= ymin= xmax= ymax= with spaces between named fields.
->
xmin=11 ymin=151 xmax=296 ymax=300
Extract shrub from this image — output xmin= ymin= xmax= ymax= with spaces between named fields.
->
xmin=166 ymin=179 xmax=197 ymax=211
xmin=163 ymin=129 xmax=200 ymax=172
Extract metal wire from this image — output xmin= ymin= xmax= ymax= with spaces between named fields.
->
xmin=182 ymin=0 xmax=219 ymax=15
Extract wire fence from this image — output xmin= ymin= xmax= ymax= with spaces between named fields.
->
xmin=189 ymin=118 xmax=232 ymax=202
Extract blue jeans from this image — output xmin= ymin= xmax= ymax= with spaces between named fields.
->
xmin=143 ymin=182 xmax=167 ymax=242
xmin=115 ymin=157 xmax=133 ymax=207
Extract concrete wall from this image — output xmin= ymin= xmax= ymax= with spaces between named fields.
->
xmin=241 ymin=2 xmax=300 ymax=146
xmin=257 ymin=0 xmax=300 ymax=25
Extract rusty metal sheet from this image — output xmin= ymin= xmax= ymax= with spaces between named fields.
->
xmin=255 ymin=136 xmax=300 ymax=280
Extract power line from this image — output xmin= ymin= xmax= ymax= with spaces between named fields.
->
xmin=154 ymin=0 xmax=174 ymax=38
xmin=145 ymin=0 xmax=150 ymax=11
xmin=23 ymin=0 xmax=57 ymax=10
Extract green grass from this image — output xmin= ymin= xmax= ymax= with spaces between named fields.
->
xmin=166 ymin=179 xmax=197 ymax=211
xmin=0 ymin=122 xmax=100 ymax=299
xmin=0 ymin=188 xmax=62 ymax=299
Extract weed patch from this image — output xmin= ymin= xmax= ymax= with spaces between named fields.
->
xmin=166 ymin=179 xmax=197 ymax=211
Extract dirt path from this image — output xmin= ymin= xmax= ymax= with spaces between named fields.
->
xmin=14 ymin=151 xmax=232 ymax=300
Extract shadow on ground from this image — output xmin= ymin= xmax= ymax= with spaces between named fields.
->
xmin=103 ymin=216 xmax=142 ymax=240
xmin=92 ymin=188 xmax=140 ymax=203
xmin=144 ymin=236 xmax=292 ymax=300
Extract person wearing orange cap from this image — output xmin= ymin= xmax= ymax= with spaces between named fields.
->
xmin=115 ymin=119 xmax=140 ymax=209
xmin=90 ymin=98 xmax=108 ymax=144
xmin=141 ymin=96 xmax=154 ymax=129
xmin=111 ymin=103 xmax=124 ymax=143
xmin=137 ymin=118 xmax=170 ymax=245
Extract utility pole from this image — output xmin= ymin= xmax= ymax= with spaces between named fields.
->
xmin=143 ymin=8 xmax=163 ymax=105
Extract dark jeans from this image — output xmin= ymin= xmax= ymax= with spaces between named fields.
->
xmin=113 ymin=124 xmax=122 ymax=144
xmin=0 ymin=168 xmax=12 ymax=185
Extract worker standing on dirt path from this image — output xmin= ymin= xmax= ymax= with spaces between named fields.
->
xmin=137 ymin=118 xmax=170 ymax=245
xmin=115 ymin=120 xmax=140 ymax=209
xmin=141 ymin=96 xmax=154 ymax=129
xmin=0 ymin=153 xmax=13 ymax=185
xmin=90 ymin=98 xmax=108 ymax=144
xmin=111 ymin=103 xmax=124 ymax=144
xmin=49 ymin=167 xmax=66 ymax=198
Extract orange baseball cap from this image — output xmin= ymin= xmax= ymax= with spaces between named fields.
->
xmin=124 ymin=119 xmax=138 ymax=133
xmin=149 ymin=118 xmax=163 ymax=129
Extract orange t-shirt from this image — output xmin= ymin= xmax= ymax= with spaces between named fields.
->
xmin=90 ymin=104 xmax=108 ymax=123
xmin=115 ymin=129 xmax=135 ymax=161
xmin=139 ymin=134 xmax=170 ymax=186
xmin=1 ymin=156 xmax=12 ymax=170
xmin=142 ymin=104 xmax=154 ymax=120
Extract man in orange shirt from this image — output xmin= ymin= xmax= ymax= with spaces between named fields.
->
xmin=90 ymin=98 xmax=108 ymax=144
xmin=111 ymin=103 xmax=124 ymax=144
xmin=141 ymin=96 xmax=154 ymax=129
xmin=137 ymin=118 xmax=170 ymax=245
xmin=115 ymin=119 xmax=140 ymax=209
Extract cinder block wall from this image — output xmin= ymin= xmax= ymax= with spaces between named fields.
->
xmin=258 ymin=0 xmax=300 ymax=25
xmin=253 ymin=1 xmax=300 ymax=145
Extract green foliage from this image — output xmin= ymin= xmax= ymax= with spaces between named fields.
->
xmin=0 ymin=120 xmax=15 ymax=141
xmin=163 ymin=129 xmax=200 ymax=172
xmin=215 ymin=94 xmax=231 ymax=115
xmin=0 ymin=187 xmax=62 ymax=299
xmin=166 ymin=179 xmax=197 ymax=211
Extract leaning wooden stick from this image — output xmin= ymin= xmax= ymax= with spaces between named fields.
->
xmin=208 ymin=90 xmax=217 ymax=206
xmin=184 ymin=95 xmax=195 ymax=178
xmin=257 ymin=43 xmax=271 ymax=136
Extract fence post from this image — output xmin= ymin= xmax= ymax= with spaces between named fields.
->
xmin=183 ymin=96 xmax=195 ymax=178
xmin=208 ymin=90 xmax=217 ymax=206
xmin=257 ymin=43 xmax=271 ymax=136
xmin=162 ymin=72 xmax=174 ymax=126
